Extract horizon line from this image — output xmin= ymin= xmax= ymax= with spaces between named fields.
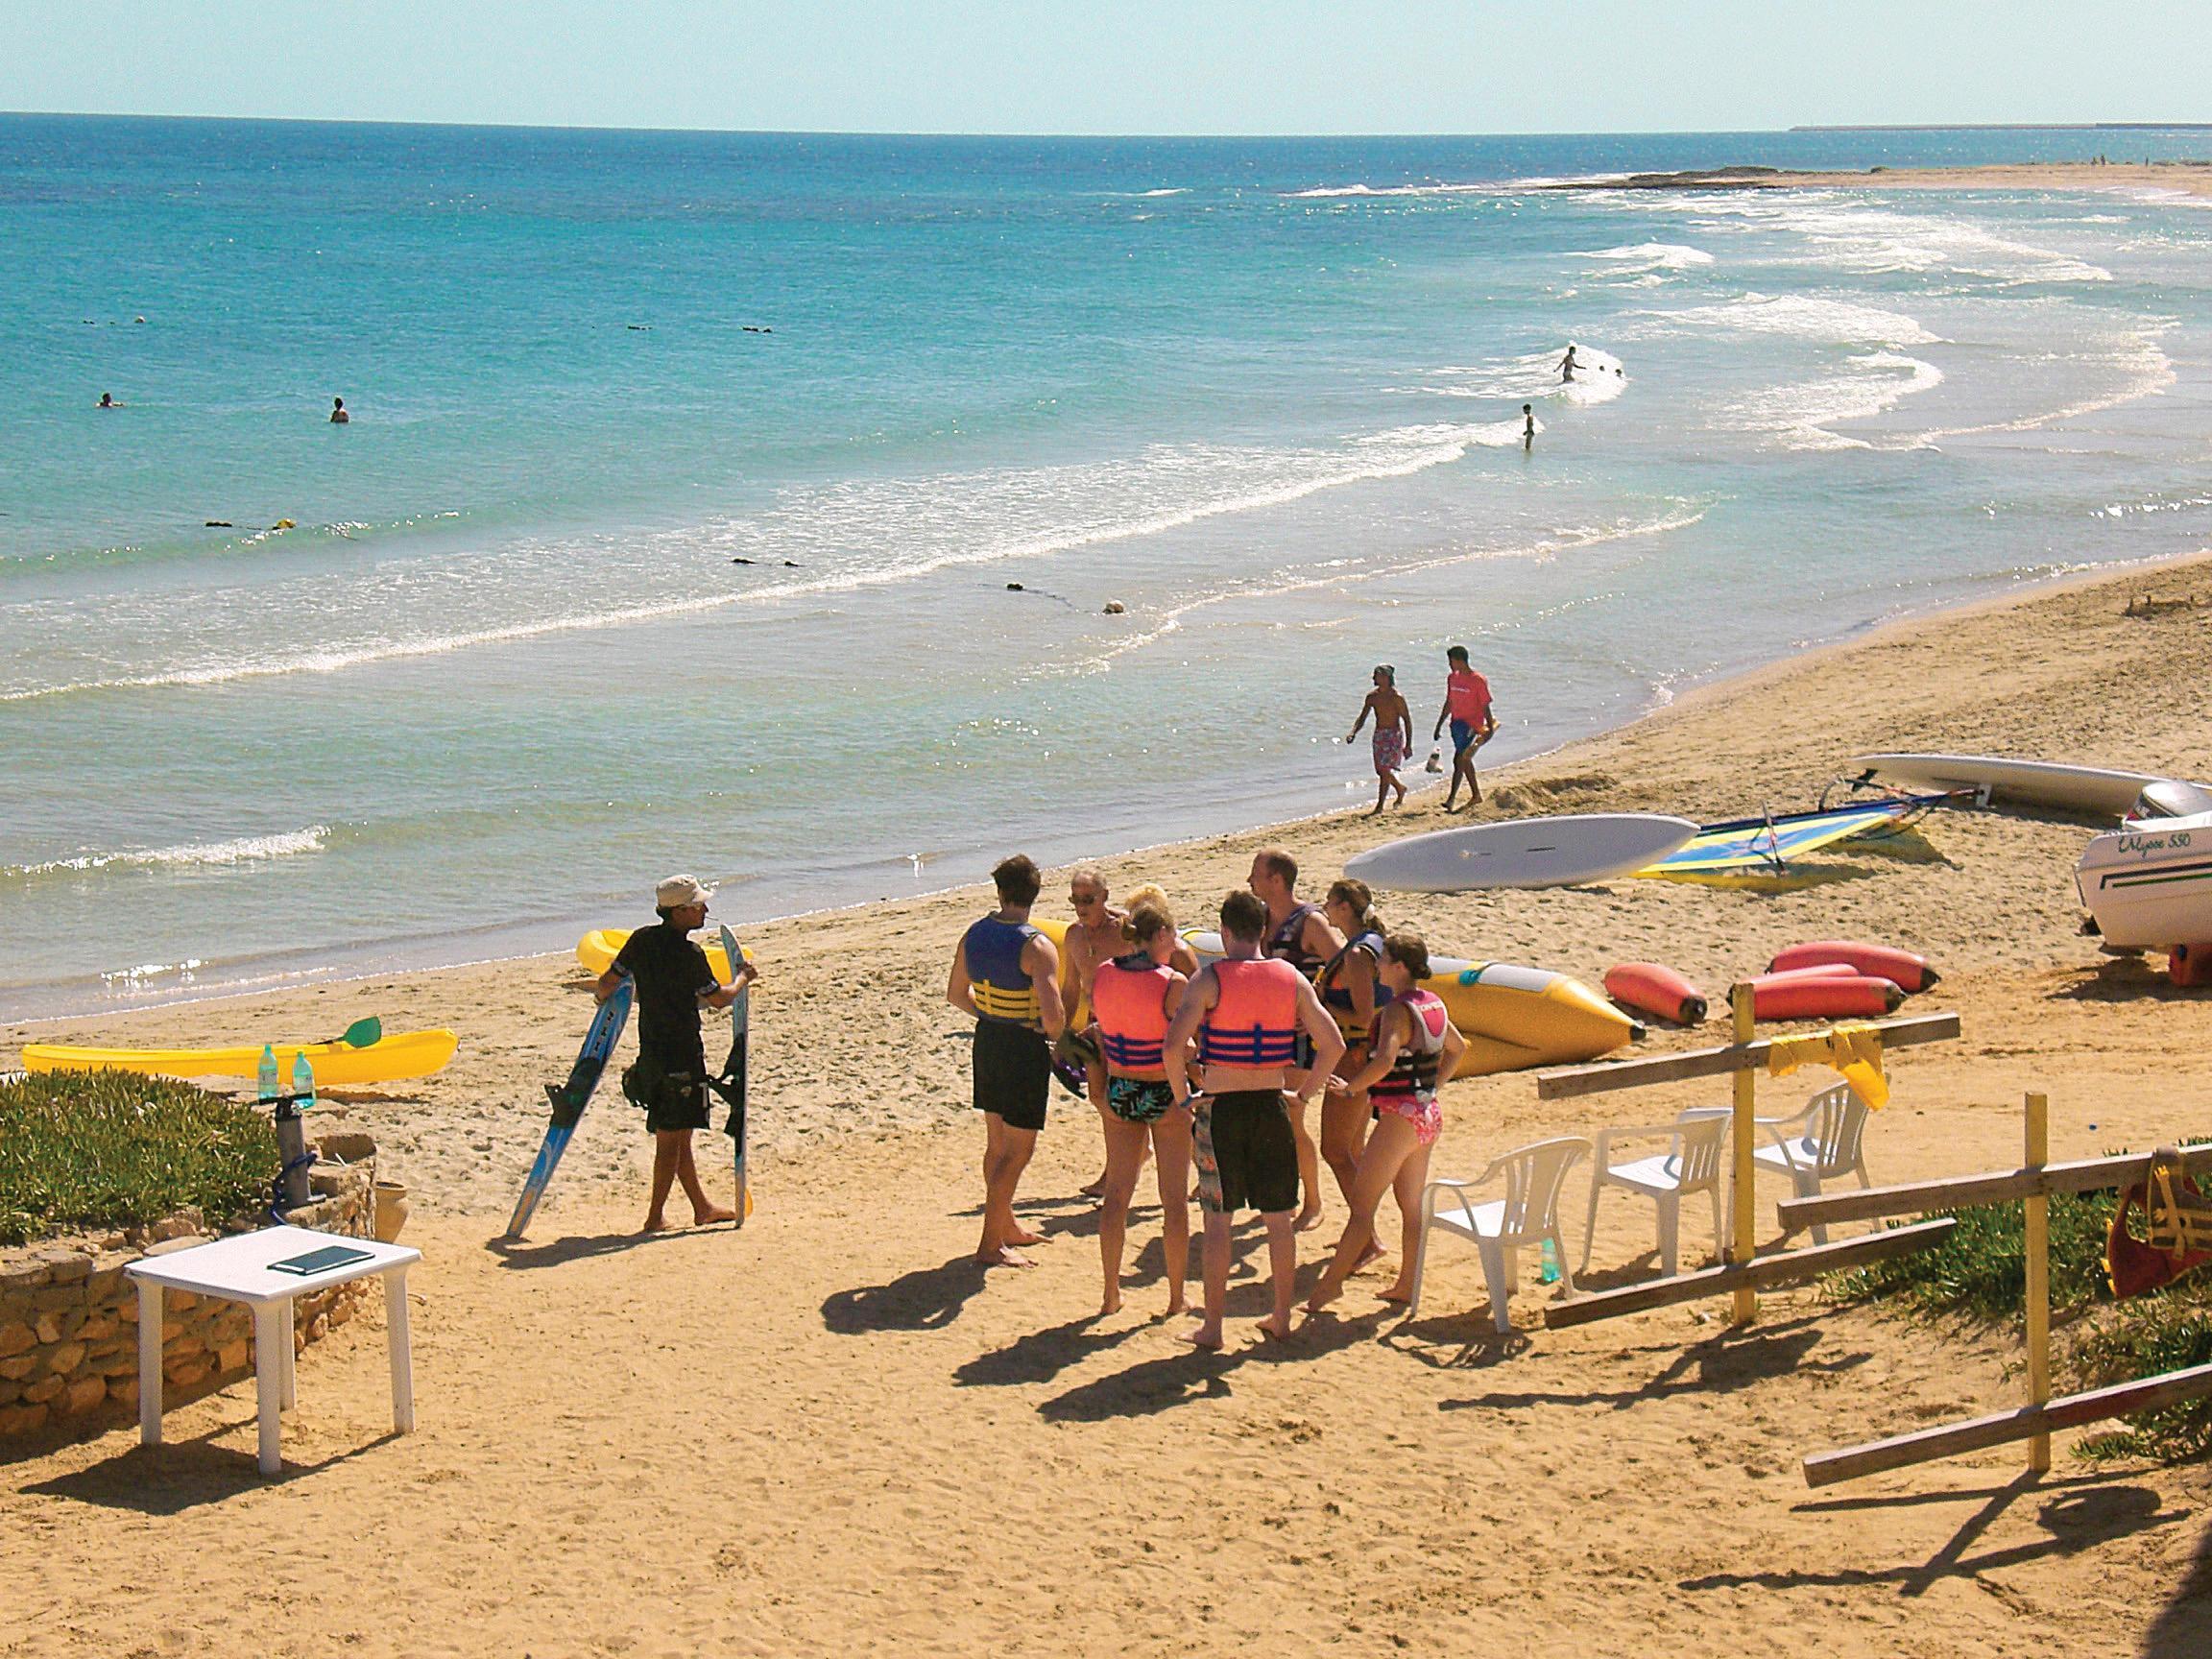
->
xmin=6 ymin=108 xmax=2212 ymax=141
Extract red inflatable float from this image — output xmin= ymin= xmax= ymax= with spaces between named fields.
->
xmin=1749 ymin=973 xmax=1904 ymax=1021
xmin=1605 ymin=962 xmax=1710 ymax=1025
xmin=1768 ymin=940 xmax=1936 ymax=993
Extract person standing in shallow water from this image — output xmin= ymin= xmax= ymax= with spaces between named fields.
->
xmin=1432 ymin=645 xmax=1497 ymax=811
xmin=329 ymin=397 xmax=349 ymax=423
xmin=596 ymin=875 xmax=751 ymax=1233
xmin=1347 ymin=664 xmax=1413 ymax=816
xmin=948 ymin=854 xmax=1066 ymax=1267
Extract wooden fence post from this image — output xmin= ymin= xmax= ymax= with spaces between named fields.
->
xmin=1730 ymin=982 xmax=1758 ymax=1325
xmin=2025 ymin=1091 xmax=2051 ymax=1475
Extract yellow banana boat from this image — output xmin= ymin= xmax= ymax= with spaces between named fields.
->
xmin=23 ymin=1028 xmax=458 ymax=1087
xmin=576 ymin=928 xmax=755 ymax=981
xmin=1176 ymin=929 xmax=1634 ymax=1079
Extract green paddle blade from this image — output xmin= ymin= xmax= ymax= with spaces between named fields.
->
xmin=335 ymin=1017 xmax=383 ymax=1048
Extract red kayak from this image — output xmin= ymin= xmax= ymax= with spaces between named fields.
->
xmin=1768 ymin=940 xmax=1937 ymax=993
xmin=1749 ymin=973 xmax=1904 ymax=1021
xmin=1605 ymin=962 xmax=1709 ymax=1025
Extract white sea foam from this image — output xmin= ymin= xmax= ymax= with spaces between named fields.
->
xmin=7 ymin=826 xmax=332 ymax=878
xmin=0 ymin=423 xmax=1527 ymax=704
xmin=1283 ymin=180 xmax=1503 ymax=200
xmin=1572 ymin=242 xmax=1717 ymax=273
xmin=1057 ymin=504 xmax=1705 ymax=676
xmin=1917 ymin=329 xmax=2176 ymax=442
xmin=1750 ymin=199 xmax=2113 ymax=284
xmin=1393 ymin=347 xmax=1626 ymax=406
xmin=1728 ymin=351 xmax=1946 ymax=450
xmin=1647 ymin=291 xmax=1943 ymax=347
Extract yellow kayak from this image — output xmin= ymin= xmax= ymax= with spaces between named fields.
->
xmin=22 ymin=1028 xmax=459 ymax=1087
xmin=576 ymin=928 xmax=756 ymax=981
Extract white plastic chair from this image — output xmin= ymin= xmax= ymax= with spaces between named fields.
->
xmin=1580 ymin=1107 xmax=1731 ymax=1278
xmin=1408 ymin=1137 xmax=1590 ymax=1332
xmin=1755 ymin=1082 xmax=1873 ymax=1244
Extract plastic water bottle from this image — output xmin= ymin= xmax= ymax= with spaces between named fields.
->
xmin=257 ymin=1044 xmax=280 ymax=1105
xmin=1539 ymin=1238 xmax=1561 ymax=1285
xmin=290 ymin=1050 xmax=315 ymax=1113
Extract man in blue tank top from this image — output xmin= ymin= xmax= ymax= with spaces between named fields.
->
xmin=948 ymin=854 xmax=1066 ymax=1267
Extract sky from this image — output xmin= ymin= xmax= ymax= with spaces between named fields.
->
xmin=4 ymin=1 xmax=2209 ymax=135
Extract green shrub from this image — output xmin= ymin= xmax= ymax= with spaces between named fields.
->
xmin=1831 ymin=1189 xmax=2119 ymax=1321
xmin=2072 ymin=1282 xmax=2212 ymax=1461
xmin=0 ymin=1070 xmax=276 ymax=1245
xmin=1828 ymin=1183 xmax=2212 ymax=1464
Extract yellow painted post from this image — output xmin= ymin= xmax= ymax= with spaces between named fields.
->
xmin=2025 ymin=1091 xmax=2052 ymax=1475
xmin=1730 ymin=983 xmax=1758 ymax=1325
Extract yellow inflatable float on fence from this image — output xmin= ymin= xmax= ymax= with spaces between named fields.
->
xmin=22 ymin=1029 xmax=458 ymax=1088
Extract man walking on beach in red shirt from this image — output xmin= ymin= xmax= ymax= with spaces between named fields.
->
xmin=1432 ymin=645 xmax=1497 ymax=810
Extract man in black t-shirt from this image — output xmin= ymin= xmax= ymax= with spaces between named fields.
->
xmin=595 ymin=875 xmax=757 ymax=1232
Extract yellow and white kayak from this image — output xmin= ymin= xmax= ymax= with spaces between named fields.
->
xmin=22 ymin=1028 xmax=459 ymax=1087
xmin=576 ymin=928 xmax=755 ymax=982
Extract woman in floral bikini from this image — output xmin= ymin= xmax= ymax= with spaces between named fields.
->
xmin=1305 ymin=931 xmax=1466 ymax=1311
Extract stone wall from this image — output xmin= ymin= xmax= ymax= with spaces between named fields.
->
xmin=0 ymin=1131 xmax=379 ymax=1442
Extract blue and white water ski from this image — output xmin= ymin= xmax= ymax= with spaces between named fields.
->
xmin=506 ymin=974 xmax=634 ymax=1239
xmin=715 ymin=924 xmax=753 ymax=1227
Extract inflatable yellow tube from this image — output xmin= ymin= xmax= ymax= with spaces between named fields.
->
xmin=22 ymin=1029 xmax=459 ymax=1087
xmin=576 ymin=928 xmax=756 ymax=981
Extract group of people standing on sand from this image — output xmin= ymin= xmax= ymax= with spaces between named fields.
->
xmin=1345 ymin=645 xmax=1498 ymax=816
xmin=948 ymin=847 xmax=1468 ymax=1349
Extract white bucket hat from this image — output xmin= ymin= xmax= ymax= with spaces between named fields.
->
xmin=655 ymin=874 xmax=712 ymax=910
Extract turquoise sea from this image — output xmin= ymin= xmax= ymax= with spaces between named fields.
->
xmin=6 ymin=119 xmax=2212 ymax=1018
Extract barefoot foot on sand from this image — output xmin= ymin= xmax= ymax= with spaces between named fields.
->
xmin=1255 ymin=1316 xmax=1294 ymax=1342
xmin=1378 ymin=1281 xmax=1414 ymax=1304
xmin=978 ymin=1245 xmax=1037 ymax=1268
xmin=1099 ymin=1289 xmax=1122 ymax=1316
xmin=1006 ymin=1225 xmax=1046 ymax=1246
xmin=692 ymin=1204 xmax=737 ymax=1225
xmin=640 ymin=1216 xmax=670 ymax=1234
xmin=1356 ymin=1240 xmax=1387 ymax=1272
xmin=1294 ymin=1208 xmax=1325 ymax=1234
xmin=1179 ymin=1324 xmax=1224 ymax=1350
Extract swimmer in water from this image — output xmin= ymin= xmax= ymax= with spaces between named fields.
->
xmin=1522 ymin=403 xmax=1534 ymax=448
xmin=98 ymin=392 xmax=118 ymax=409
xmin=1558 ymin=345 xmax=1578 ymax=383
xmin=329 ymin=397 xmax=349 ymax=424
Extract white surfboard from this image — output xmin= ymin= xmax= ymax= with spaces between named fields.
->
xmin=1344 ymin=813 xmax=1700 ymax=892
xmin=1848 ymin=753 xmax=2168 ymax=818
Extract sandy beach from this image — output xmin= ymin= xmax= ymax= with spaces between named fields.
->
xmin=8 ymin=552 xmax=2212 ymax=1654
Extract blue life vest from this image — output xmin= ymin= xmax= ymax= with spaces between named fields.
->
xmin=963 ymin=915 xmax=1042 ymax=1027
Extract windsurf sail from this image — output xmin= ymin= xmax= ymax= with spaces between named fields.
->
xmin=1635 ymin=797 xmax=1936 ymax=881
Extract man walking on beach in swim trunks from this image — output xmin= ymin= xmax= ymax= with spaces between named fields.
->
xmin=1057 ymin=865 xmax=1130 ymax=1198
xmin=1248 ymin=848 xmax=1343 ymax=1233
xmin=1163 ymin=890 xmax=1344 ymax=1348
xmin=1347 ymin=664 xmax=1413 ymax=816
xmin=1432 ymin=645 xmax=1497 ymax=810
xmin=596 ymin=875 xmax=752 ymax=1233
xmin=948 ymin=854 xmax=1066 ymax=1267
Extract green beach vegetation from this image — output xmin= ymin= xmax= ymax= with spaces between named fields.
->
xmin=1833 ymin=1186 xmax=2212 ymax=1462
xmin=0 ymin=1070 xmax=275 ymax=1246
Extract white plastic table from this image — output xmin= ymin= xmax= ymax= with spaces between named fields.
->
xmin=128 ymin=1225 xmax=421 ymax=1474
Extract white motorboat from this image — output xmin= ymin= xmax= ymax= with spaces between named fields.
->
xmin=2077 ymin=810 xmax=2212 ymax=950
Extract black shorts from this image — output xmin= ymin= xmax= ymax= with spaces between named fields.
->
xmin=1192 ymin=1089 xmax=1300 ymax=1216
xmin=622 ymin=1055 xmax=709 ymax=1133
xmin=973 ymin=1020 xmax=1050 ymax=1133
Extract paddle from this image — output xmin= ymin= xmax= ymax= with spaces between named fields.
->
xmin=326 ymin=1017 xmax=384 ymax=1048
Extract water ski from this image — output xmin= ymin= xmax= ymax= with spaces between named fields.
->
xmin=506 ymin=974 xmax=634 ymax=1238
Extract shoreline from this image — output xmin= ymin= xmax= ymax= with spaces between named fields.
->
xmin=1551 ymin=159 xmax=2212 ymax=197
xmin=7 ymin=548 xmax=2200 ymax=1031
